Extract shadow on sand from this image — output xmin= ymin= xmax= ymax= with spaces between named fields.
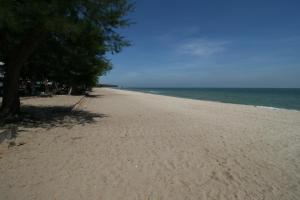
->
xmin=20 ymin=105 xmax=107 ymax=129
xmin=0 ymin=105 xmax=106 ymax=144
xmin=85 ymin=94 xmax=104 ymax=98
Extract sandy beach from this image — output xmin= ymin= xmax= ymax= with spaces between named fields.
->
xmin=0 ymin=88 xmax=299 ymax=200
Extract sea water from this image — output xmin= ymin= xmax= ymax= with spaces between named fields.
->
xmin=124 ymin=88 xmax=300 ymax=111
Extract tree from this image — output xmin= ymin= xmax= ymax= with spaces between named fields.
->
xmin=0 ymin=0 xmax=133 ymax=120
xmin=21 ymin=23 xmax=113 ymax=93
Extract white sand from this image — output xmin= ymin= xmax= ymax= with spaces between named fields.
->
xmin=0 ymin=88 xmax=300 ymax=200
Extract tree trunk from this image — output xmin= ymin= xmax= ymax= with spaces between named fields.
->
xmin=0 ymin=29 xmax=46 ymax=120
xmin=68 ymin=87 xmax=73 ymax=95
xmin=0 ymin=63 xmax=22 ymax=120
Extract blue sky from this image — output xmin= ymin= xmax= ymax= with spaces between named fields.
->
xmin=101 ymin=0 xmax=300 ymax=88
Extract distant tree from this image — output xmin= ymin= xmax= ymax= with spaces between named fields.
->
xmin=0 ymin=0 xmax=133 ymax=120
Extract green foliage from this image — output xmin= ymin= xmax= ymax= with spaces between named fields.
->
xmin=0 ymin=0 xmax=134 ymax=88
xmin=22 ymin=23 xmax=113 ymax=88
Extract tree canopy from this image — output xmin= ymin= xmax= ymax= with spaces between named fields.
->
xmin=0 ymin=0 xmax=134 ymax=119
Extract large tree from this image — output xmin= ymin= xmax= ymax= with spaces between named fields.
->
xmin=21 ymin=23 xmax=113 ymax=92
xmin=0 ymin=0 xmax=133 ymax=120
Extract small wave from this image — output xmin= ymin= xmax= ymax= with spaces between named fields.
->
xmin=256 ymin=106 xmax=299 ymax=112
xmin=256 ymin=106 xmax=281 ymax=110
xmin=148 ymin=90 xmax=160 ymax=94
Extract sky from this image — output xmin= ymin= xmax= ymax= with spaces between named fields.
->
xmin=101 ymin=0 xmax=300 ymax=88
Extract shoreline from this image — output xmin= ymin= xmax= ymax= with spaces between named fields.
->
xmin=112 ymin=87 xmax=300 ymax=112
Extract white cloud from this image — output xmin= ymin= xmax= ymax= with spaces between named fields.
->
xmin=179 ymin=38 xmax=229 ymax=56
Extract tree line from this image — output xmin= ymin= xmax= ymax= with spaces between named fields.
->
xmin=0 ymin=0 xmax=133 ymax=121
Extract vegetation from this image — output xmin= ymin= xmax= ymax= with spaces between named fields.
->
xmin=0 ymin=0 xmax=133 ymax=120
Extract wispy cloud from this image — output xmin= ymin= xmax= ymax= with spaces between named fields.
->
xmin=178 ymin=38 xmax=229 ymax=56
xmin=157 ymin=25 xmax=200 ymax=42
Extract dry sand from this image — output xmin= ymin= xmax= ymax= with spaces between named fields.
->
xmin=0 ymin=88 xmax=300 ymax=200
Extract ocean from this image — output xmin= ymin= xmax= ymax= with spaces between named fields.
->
xmin=123 ymin=88 xmax=300 ymax=111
